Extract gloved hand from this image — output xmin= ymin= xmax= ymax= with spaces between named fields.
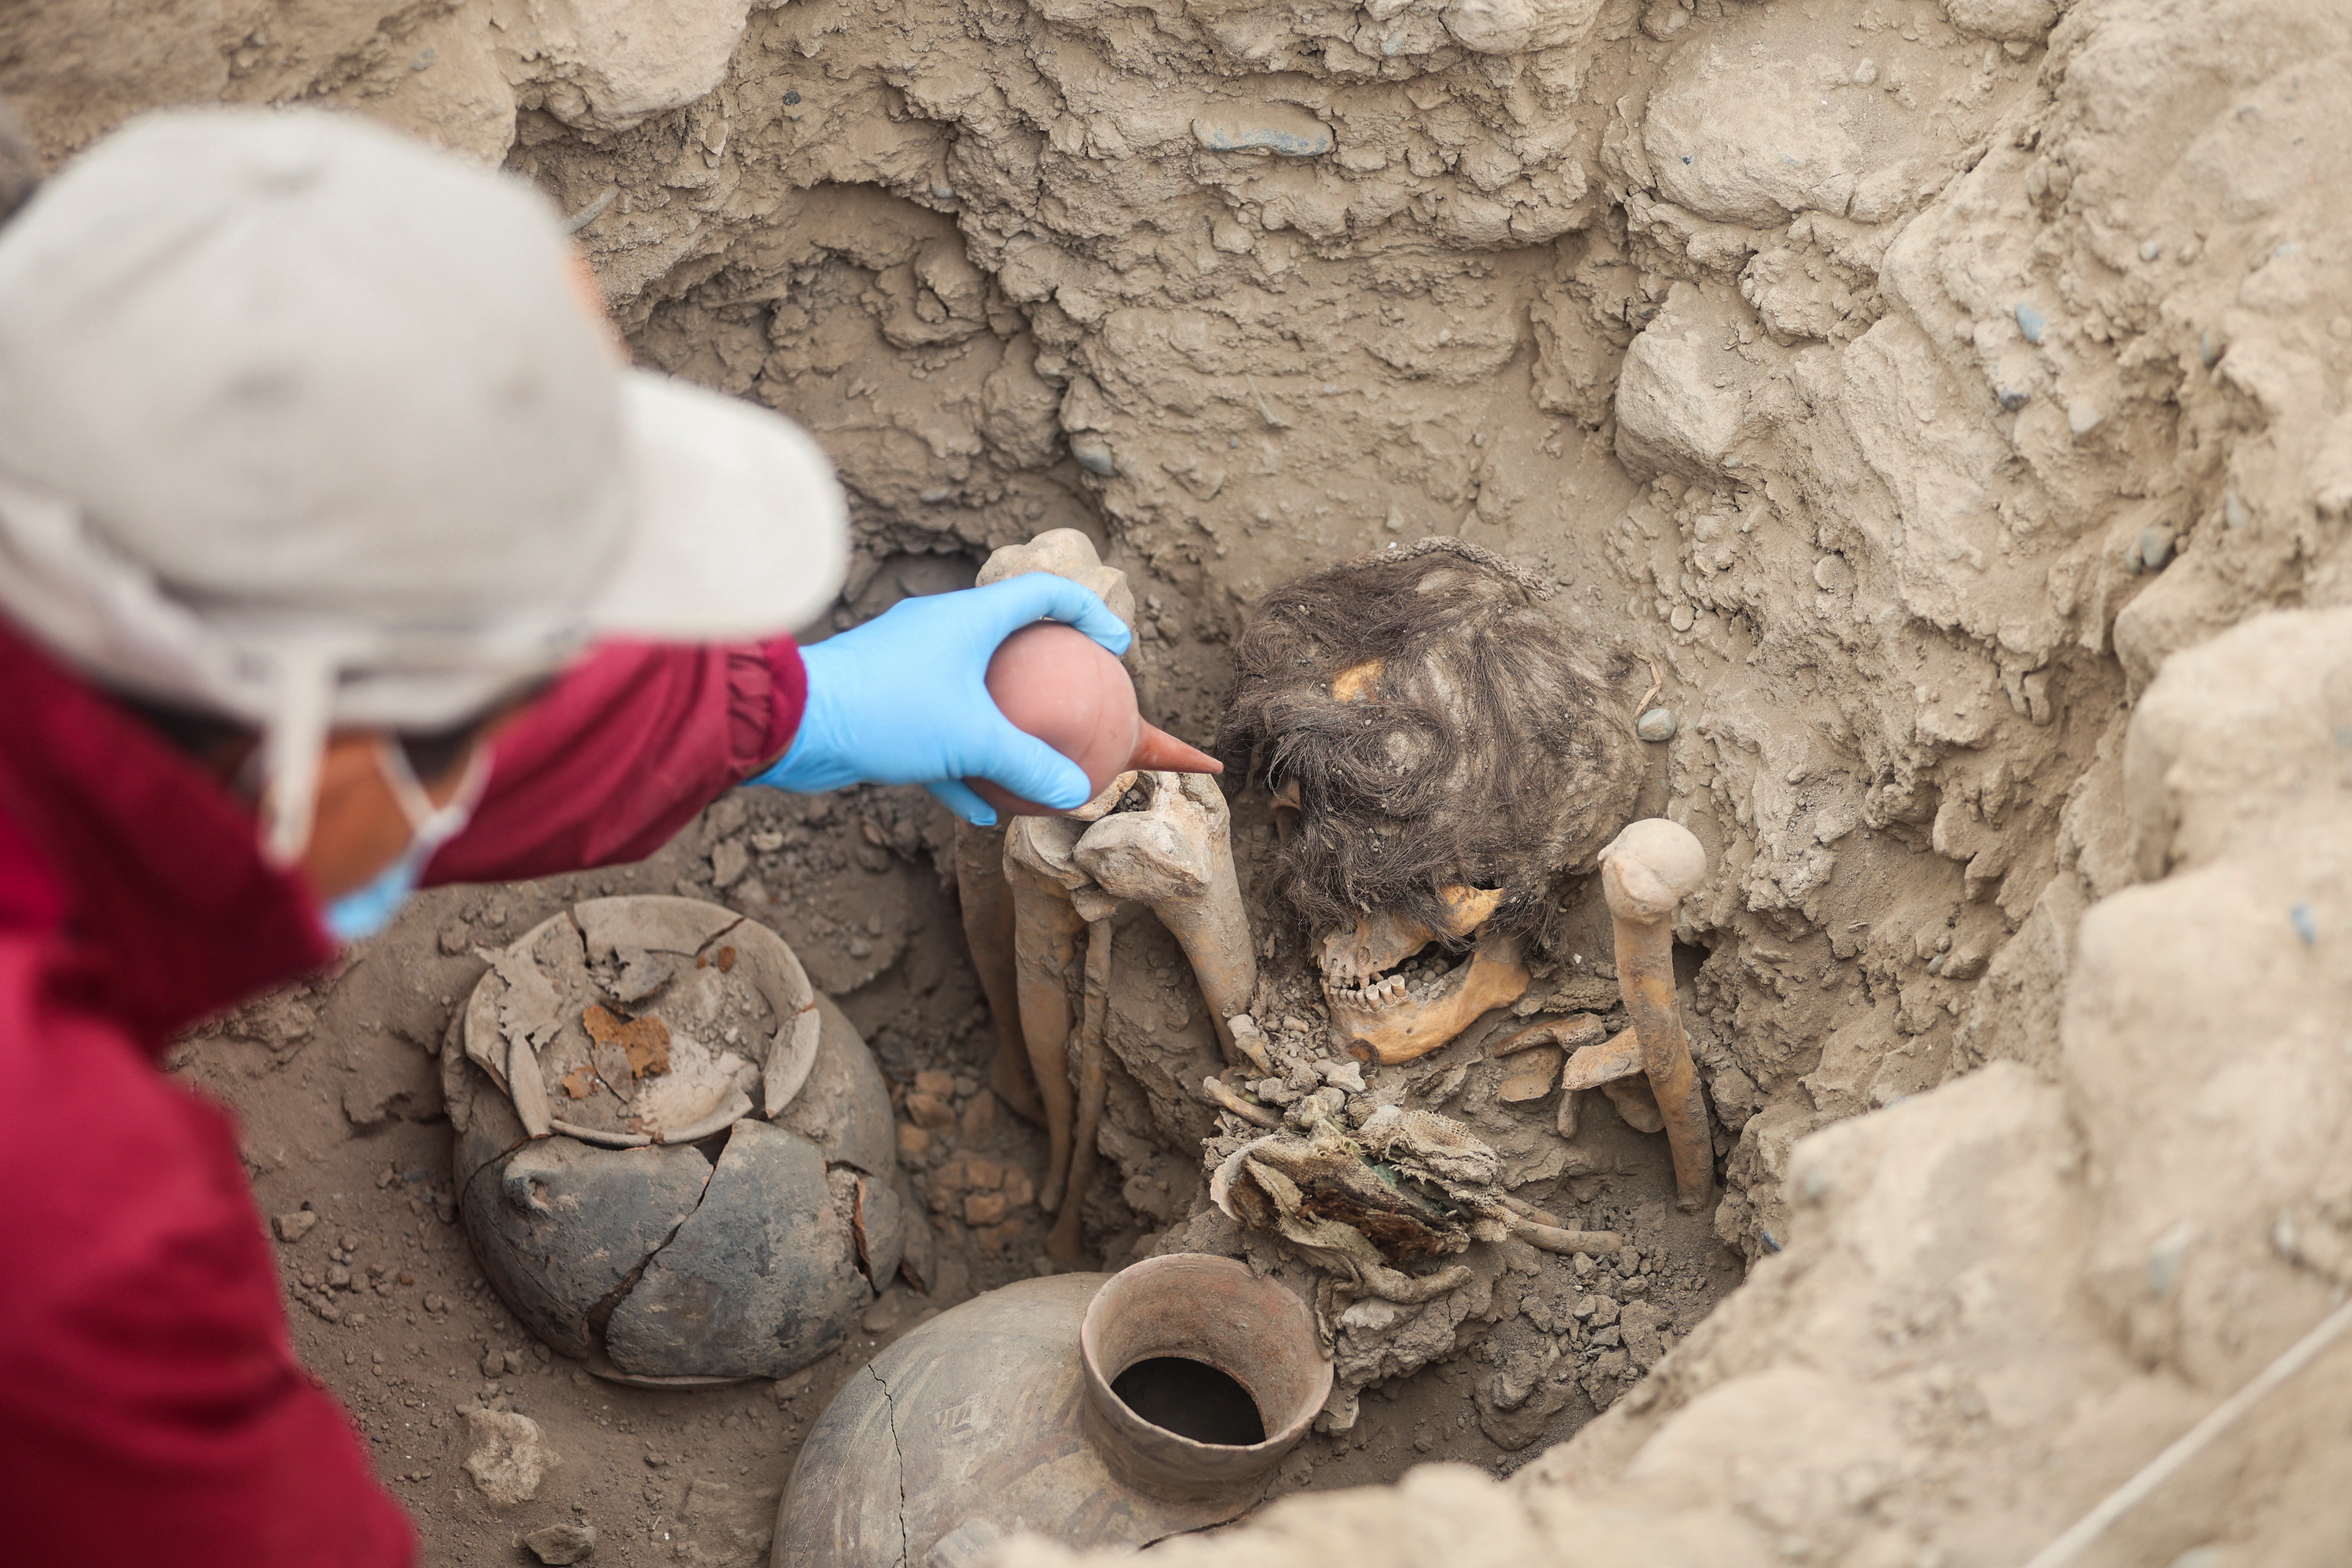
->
xmin=748 ymin=575 xmax=1133 ymax=826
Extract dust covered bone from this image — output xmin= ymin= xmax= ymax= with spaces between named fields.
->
xmin=1219 ymin=542 xmax=1643 ymax=1062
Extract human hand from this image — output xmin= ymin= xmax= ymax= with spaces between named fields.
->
xmin=747 ymin=575 xmax=1133 ymax=826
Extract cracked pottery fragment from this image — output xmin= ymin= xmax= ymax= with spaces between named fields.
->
xmin=447 ymin=898 xmax=922 ymax=1385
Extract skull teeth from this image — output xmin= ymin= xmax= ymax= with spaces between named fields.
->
xmin=1323 ymin=971 xmax=1427 ymax=1009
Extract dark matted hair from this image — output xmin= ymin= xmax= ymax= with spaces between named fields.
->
xmin=1218 ymin=539 xmax=1641 ymax=951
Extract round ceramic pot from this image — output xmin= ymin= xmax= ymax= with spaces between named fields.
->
xmin=773 ymin=1255 xmax=1331 ymax=1565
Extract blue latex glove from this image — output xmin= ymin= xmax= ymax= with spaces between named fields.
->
xmin=748 ymin=575 xmax=1133 ymax=826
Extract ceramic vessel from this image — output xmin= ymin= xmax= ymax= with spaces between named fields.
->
xmin=973 ymin=623 xmax=1221 ymax=816
xmin=773 ymin=1254 xmax=1331 ymax=1566
xmin=445 ymin=897 xmax=923 ymax=1386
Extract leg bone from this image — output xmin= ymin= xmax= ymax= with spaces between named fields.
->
xmin=953 ymin=822 xmax=1042 ymax=1123
xmin=1002 ymin=854 xmax=1085 ymax=1215
xmin=1047 ymin=916 xmax=1115 ymax=1260
xmin=1599 ymin=818 xmax=1714 ymax=1212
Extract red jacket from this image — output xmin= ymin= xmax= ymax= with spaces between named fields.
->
xmin=0 ymin=620 xmax=805 ymax=1566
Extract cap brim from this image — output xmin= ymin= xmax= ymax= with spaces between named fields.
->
xmin=582 ymin=371 xmax=850 ymax=643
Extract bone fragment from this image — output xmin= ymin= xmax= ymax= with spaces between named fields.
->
xmin=1495 ymin=1190 xmax=1562 ymax=1227
xmin=1048 ymin=916 xmax=1115 ymax=1260
xmin=953 ymin=822 xmax=1043 ymax=1122
xmin=1203 ymin=1074 xmax=1281 ymax=1129
xmin=1003 ymin=852 xmax=1087 ymax=1213
xmin=1494 ymin=1045 xmax=1562 ymax=1103
xmin=1510 ymin=1218 xmax=1623 ymax=1257
xmin=1355 ymin=1261 xmax=1473 ymax=1304
xmin=1227 ymin=1013 xmax=1273 ymax=1074
xmin=1560 ymin=1025 xmax=1645 ymax=1090
xmin=1557 ymin=1088 xmax=1581 ymax=1139
xmin=1599 ymin=818 xmax=1714 ymax=1212
xmin=1492 ymin=1012 xmax=1608 ymax=1057
xmin=1072 ymin=771 xmax=1257 ymax=1060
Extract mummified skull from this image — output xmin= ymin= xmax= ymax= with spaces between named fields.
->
xmin=1221 ymin=540 xmax=1642 ymax=1063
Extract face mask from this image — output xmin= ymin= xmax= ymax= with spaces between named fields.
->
xmin=323 ymin=738 xmax=485 ymax=943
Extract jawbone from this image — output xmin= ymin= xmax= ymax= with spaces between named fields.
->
xmin=1324 ymin=933 xmax=1530 ymax=1065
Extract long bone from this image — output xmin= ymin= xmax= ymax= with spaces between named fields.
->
xmin=1069 ymin=770 xmax=1257 ymax=1063
xmin=1046 ymin=915 xmax=1115 ymax=1261
xmin=952 ymin=822 xmax=1043 ymax=1122
xmin=1598 ymin=817 xmax=1714 ymax=1212
xmin=1001 ymin=830 xmax=1091 ymax=1215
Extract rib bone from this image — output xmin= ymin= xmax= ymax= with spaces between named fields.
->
xmin=1598 ymin=817 xmax=1714 ymax=1212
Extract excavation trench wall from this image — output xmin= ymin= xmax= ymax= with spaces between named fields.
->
xmin=10 ymin=0 xmax=2352 ymax=1559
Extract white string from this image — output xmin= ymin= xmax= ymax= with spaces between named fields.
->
xmin=2021 ymin=1293 xmax=2352 ymax=1568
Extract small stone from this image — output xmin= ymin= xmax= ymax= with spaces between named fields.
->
xmin=963 ymin=1158 xmax=1004 ymax=1190
xmin=481 ymin=1349 xmax=506 ymax=1378
xmin=2067 ymin=399 xmax=2104 ymax=437
xmin=2139 ymin=239 xmax=2161 ymax=262
xmin=437 ymin=922 xmax=472 ymax=956
xmin=1002 ymin=1167 xmax=1035 ymax=1207
xmin=964 ymin=1191 xmax=1009 ymax=1226
xmin=463 ymin=1408 xmax=553 ymax=1505
xmin=906 ymin=1092 xmax=955 ymax=1130
xmin=914 ymin=1069 xmax=955 ymax=1097
xmin=1210 ymin=218 xmax=1254 ymax=254
xmin=1635 ymin=707 xmax=1677 ymax=742
xmin=973 ymin=1221 xmax=1017 ymax=1253
xmin=960 ymin=1092 xmax=996 ymax=1140
xmin=1669 ymin=604 xmax=1695 ymax=633
xmin=1313 ymin=1059 xmax=1366 ymax=1093
xmin=273 ymin=1210 xmax=319 ymax=1244
xmin=2138 ymin=527 xmax=2175 ymax=572
xmin=1812 ymin=556 xmax=1853 ymax=594
xmin=709 ymin=838 xmax=750 ymax=889
xmin=860 ymin=1291 xmax=905 ymax=1334
xmin=896 ymin=1122 xmax=932 ymax=1159
xmin=1191 ymin=105 xmax=1333 ymax=157
xmin=2013 ymin=301 xmax=2046 ymax=343
xmin=1494 ymin=1046 xmax=1562 ymax=1103
xmin=521 ymin=1522 xmax=597 ymax=1565
xmin=1997 ymin=387 xmax=2030 ymax=412
xmin=1070 ymin=434 xmax=1117 ymax=477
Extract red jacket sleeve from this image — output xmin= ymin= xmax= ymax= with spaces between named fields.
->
xmin=0 ymin=953 xmax=414 ymax=1568
xmin=425 ymin=637 xmax=806 ymax=887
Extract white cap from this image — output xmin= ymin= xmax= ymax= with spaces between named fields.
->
xmin=0 ymin=108 xmax=849 ymax=859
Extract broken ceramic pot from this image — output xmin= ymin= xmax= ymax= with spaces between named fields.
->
xmin=445 ymin=897 xmax=925 ymax=1385
xmin=773 ymin=1254 xmax=1329 ymax=1565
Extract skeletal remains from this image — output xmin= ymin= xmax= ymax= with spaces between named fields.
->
xmin=963 ymin=535 xmax=1723 ymax=1348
